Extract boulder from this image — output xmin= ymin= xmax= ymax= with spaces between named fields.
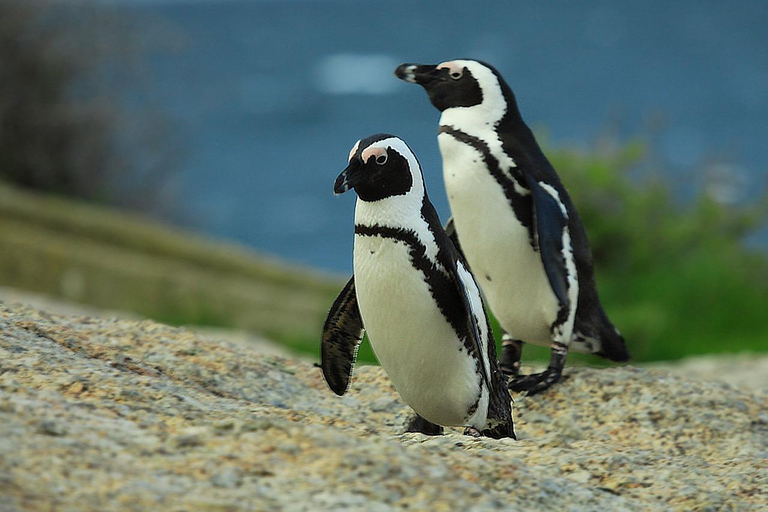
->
xmin=0 ymin=304 xmax=765 ymax=510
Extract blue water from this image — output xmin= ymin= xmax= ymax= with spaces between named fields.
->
xmin=121 ymin=0 xmax=767 ymax=273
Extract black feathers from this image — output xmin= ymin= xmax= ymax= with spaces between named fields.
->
xmin=320 ymin=276 xmax=364 ymax=395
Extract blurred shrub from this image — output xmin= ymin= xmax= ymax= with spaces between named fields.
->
xmin=0 ymin=0 xmax=178 ymax=210
xmin=546 ymin=141 xmax=768 ymax=361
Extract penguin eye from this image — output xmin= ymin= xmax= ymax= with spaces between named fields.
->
xmin=450 ymin=69 xmax=463 ymax=80
xmin=375 ymin=153 xmax=388 ymax=165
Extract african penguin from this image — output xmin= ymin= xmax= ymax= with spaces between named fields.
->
xmin=395 ymin=60 xmax=630 ymax=395
xmin=321 ymin=133 xmax=515 ymax=439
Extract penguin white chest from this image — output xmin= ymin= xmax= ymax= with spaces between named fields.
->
xmin=439 ymin=133 xmax=560 ymax=345
xmin=353 ymin=234 xmax=485 ymax=427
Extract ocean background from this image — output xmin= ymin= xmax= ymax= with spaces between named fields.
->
xmin=110 ymin=0 xmax=766 ymax=273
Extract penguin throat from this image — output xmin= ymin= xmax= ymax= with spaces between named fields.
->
xmin=440 ymin=101 xmax=506 ymax=134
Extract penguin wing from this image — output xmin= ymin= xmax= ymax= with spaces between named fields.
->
xmin=448 ymin=251 xmax=492 ymax=392
xmin=428 ymin=204 xmax=491 ymax=392
xmin=526 ymin=178 xmax=571 ymax=310
xmin=320 ymin=275 xmax=365 ymax=396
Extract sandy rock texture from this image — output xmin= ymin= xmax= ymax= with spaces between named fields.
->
xmin=1 ymin=304 xmax=766 ymax=511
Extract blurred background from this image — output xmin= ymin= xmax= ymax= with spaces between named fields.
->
xmin=0 ymin=0 xmax=766 ymax=364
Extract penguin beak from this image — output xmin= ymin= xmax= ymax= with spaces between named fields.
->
xmin=394 ymin=63 xmax=439 ymax=86
xmin=334 ymin=162 xmax=359 ymax=195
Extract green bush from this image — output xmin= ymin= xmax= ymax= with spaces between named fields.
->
xmin=546 ymin=141 xmax=768 ymax=362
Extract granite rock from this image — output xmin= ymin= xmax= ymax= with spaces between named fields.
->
xmin=0 ymin=303 xmax=766 ymax=511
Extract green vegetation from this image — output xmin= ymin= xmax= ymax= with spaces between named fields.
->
xmin=545 ymin=141 xmax=767 ymax=362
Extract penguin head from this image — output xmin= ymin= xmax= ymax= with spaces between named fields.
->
xmin=334 ymin=134 xmax=424 ymax=203
xmin=395 ymin=59 xmax=512 ymax=120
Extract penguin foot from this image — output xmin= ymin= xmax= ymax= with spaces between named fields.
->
xmin=500 ymin=336 xmax=523 ymax=378
xmin=463 ymin=427 xmax=482 ymax=437
xmin=509 ymin=341 xmax=567 ymax=395
xmin=480 ymin=422 xmax=517 ymax=440
xmin=405 ymin=414 xmax=444 ymax=436
xmin=507 ymin=368 xmax=562 ymax=396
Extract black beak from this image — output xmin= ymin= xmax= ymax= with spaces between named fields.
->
xmin=334 ymin=162 xmax=358 ymax=195
xmin=394 ymin=63 xmax=439 ymax=86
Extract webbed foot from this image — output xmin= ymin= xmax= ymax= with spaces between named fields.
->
xmin=507 ymin=341 xmax=567 ymax=396
xmin=507 ymin=368 xmax=563 ymax=395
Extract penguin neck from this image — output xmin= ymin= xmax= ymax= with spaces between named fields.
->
xmin=439 ymin=104 xmax=500 ymax=135
xmin=353 ymin=189 xmax=426 ymax=232
xmin=353 ymin=193 xmax=443 ymax=271
xmin=438 ymin=68 xmax=508 ymax=132
xmin=438 ymin=78 xmax=529 ymax=140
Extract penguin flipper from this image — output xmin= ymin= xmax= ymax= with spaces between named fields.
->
xmin=526 ymin=179 xmax=571 ymax=312
xmin=425 ymin=202 xmax=492 ymax=393
xmin=321 ymin=275 xmax=365 ymax=396
xmin=449 ymin=258 xmax=493 ymax=392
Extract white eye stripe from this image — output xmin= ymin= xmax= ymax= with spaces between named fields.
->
xmin=348 ymin=140 xmax=361 ymax=162
xmin=438 ymin=61 xmax=464 ymax=80
xmin=361 ymin=145 xmax=388 ymax=164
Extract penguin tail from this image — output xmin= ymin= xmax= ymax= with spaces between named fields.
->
xmin=594 ymin=327 xmax=631 ymax=362
xmin=573 ymin=308 xmax=631 ymax=362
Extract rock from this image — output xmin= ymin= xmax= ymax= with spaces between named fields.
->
xmin=210 ymin=466 xmax=243 ymax=488
xmin=648 ymin=353 xmax=768 ymax=391
xmin=0 ymin=303 xmax=766 ymax=511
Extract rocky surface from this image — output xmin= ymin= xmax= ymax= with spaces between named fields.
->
xmin=1 ymin=303 xmax=766 ymax=511
xmin=649 ymin=354 xmax=768 ymax=392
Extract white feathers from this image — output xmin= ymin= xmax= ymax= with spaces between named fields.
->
xmin=351 ymin=136 xmax=490 ymax=429
xmin=538 ymin=182 xmax=569 ymax=218
xmin=456 ymin=260 xmax=491 ymax=382
xmin=398 ymin=64 xmax=418 ymax=83
xmin=441 ymin=133 xmax=560 ymax=345
xmin=455 ymin=260 xmax=491 ymax=428
xmin=553 ymin=227 xmax=579 ymax=344
xmin=354 ymin=234 xmax=486 ymax=428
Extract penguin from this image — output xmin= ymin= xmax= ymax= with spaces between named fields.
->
xmin=321 ymin=133 xmax=515 ymax=439
xmin=395 ymin=59 xmax=631 ymax=395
